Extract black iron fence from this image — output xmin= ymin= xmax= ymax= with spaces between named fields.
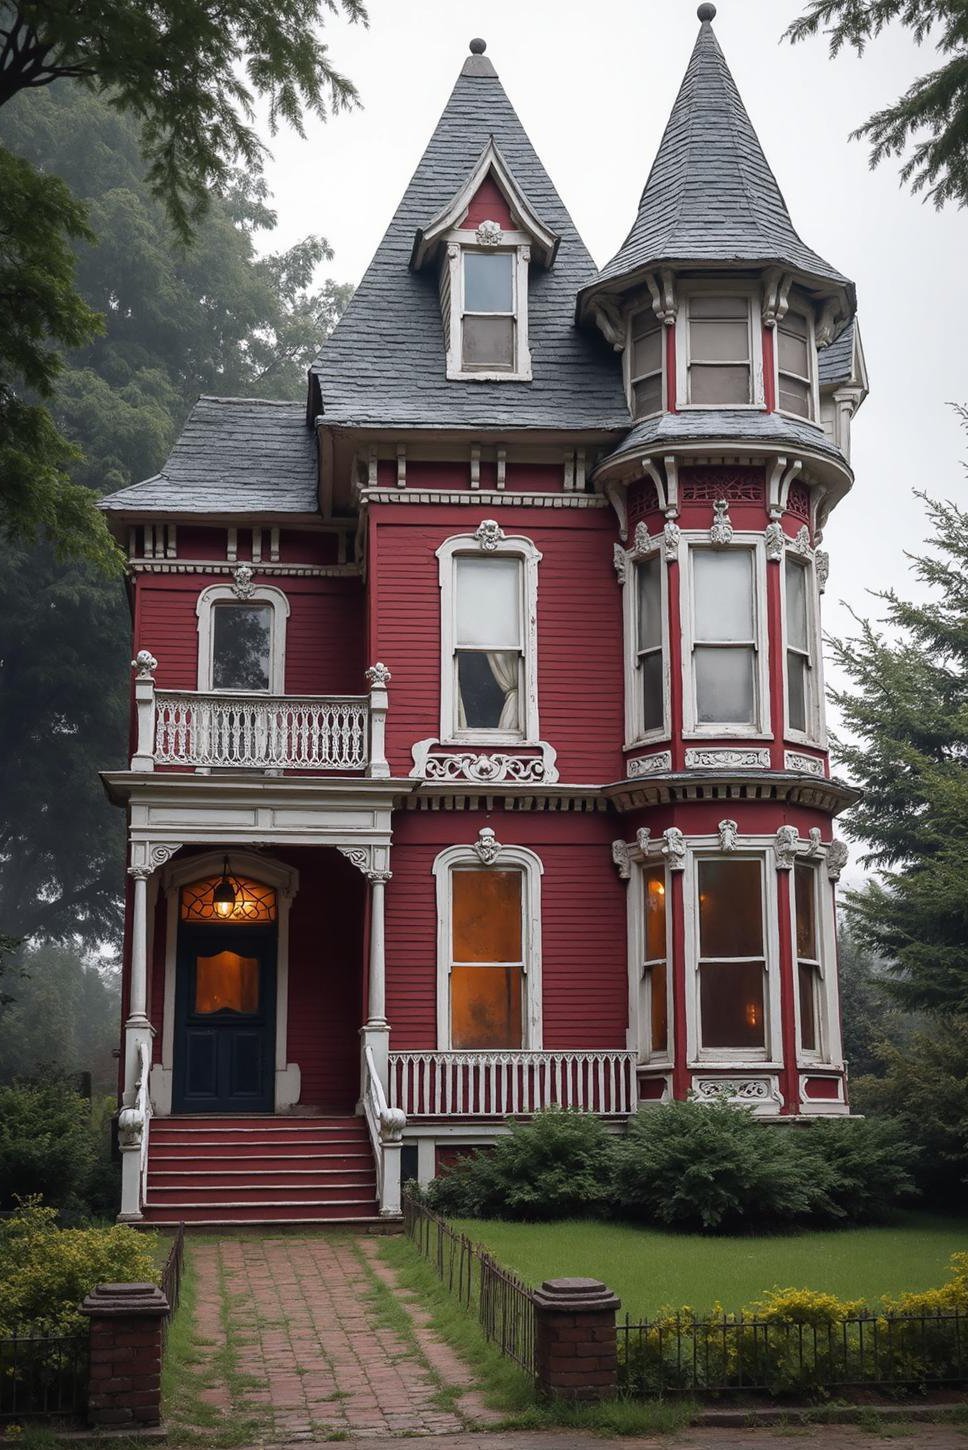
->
xmin=403 ymin=1192 xmax=535 ymax=1375
xmin=618 ymin=1308 xmax=968 ymax=1398
xmin=0 ymin=1331 xmax=88 ymax=1422
xmin=160 ymin=1222 xmax=185 ymax=1343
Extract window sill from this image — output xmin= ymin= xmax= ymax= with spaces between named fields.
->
xmin=690 ymin=1058 xmax=780 ymax=1069
xmin=774 ymin=407 xmax=823 ymax=430
xmin=677 ymin=403 xmax=767 ymax=413
xmin=624 ymin=733 xmax=671 ymax=752
xmin=443 ymin=732 xmax=534 ymax=748
xmin=785 ymin=729 xmax=827 ymax=751
xmin=446 ymin=367 xmax=533 ymax=383
xmin=682 ymin=729 xmax=773 ymax=741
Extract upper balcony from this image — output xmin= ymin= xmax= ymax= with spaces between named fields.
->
xmin=128 ymin=652 xmax=392 ymax=777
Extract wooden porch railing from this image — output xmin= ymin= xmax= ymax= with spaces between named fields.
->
xmin=387 ymin=1050 xmax=637 ymax=1118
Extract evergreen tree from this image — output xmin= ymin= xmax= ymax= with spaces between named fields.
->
xmin=831 ymin=415 xmax=968 ymax=1013
xmin=786 ymin=0 xmax=968 ymax=209
xmin=837 ymin=926 xmax=918 ymax=1077
xmin=0 ymin=84 xmax=351 ymax=947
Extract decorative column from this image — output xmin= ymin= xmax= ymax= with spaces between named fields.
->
xmin=365 ymin=662 xmax=391 ymax=778
xmin=124 ymin=862 xmax=154 ymax=1104
xmin=130 ymin=651 xmax=158 ymax=772
xmin=364 ymin=867 xmax=391 ymax=1087
xmin=81 ymin=1282 xmax=168 ymax=1428
xmin=533 ymin=1278 xmax=621 ymax=1401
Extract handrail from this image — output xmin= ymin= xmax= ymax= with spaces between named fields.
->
xmin=363 ymin=1045 xmax=406 ymax=1217
xmin=118 ymin=1038 xmax=152 ymax=1219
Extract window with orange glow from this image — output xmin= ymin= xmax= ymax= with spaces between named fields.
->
xmin=180 ymin=876 xmax=277 ymax=923
xmin=642 ymin=863 xmax=668 ymax=1055
xmin=450 ymin=869 xmax=524 ymax=1049
xmin=697 ymin=858 xmax=766 ymax=1051
xmin=195 ymin=951 xmax=259 ymax=1014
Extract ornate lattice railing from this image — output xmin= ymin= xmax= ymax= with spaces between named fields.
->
xmin=153 ymin=692 xmax=370 ymax=771
xmin=388 ymin=1050 xmax=637 ymax=1118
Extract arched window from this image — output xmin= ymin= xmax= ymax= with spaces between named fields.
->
xmin=433 ymin=836 xmax=543 ymax=1050
xmin=196 ymin=583 xmax=289 ymax=694
xmin=180 ymin=874 xmax=278 ymax=923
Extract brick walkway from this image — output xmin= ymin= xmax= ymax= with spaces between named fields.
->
xmin=187 ymin=1234 xmax=497 ymax=1439
xmin=282 ymin=1433 xmax=968 ymax=1450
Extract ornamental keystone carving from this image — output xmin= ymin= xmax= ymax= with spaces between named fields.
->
xmin=612 ymin=543 xmax=627 ymax=584
xmin=662 ymin=827 xmax=686 ymax=870
xmin=365 ymin=662 xmax=392 ymax=688
xmin=231 ymin=563 xmax=256 ymax=599
xmin=633 ymin=520 xmax=651 ymax=554
xmin=635 ymin=828 xmax=652 ymax=854
xmin=792 ymin=524 xmax=812 ymax=556
xmin=611 ymin=840 xmax=632 ymax=881
xmin=663 ymin=520 xmax=681 ymax=561
xmin=718 ymin=819 xmax=739 ymax=852
xmin=774 ymin=825 xmax=800 ymax=870
xmin=764 ymin=521 xmax=785 ymax=562
xmin=816 ymin=550 xmax=830 ymax=593
xmin=710 ymin=499 xmax=734 ymax=545
xmin=627 ymin=751 xmax=672 ymax=778
xmin=474 ymin=827 xmax=503 ymax=866
xmin=474 ymin=519 xmax=505 ymax=552
xmin=826 ymin=839 xmax=849 ymax=881
xmin=475 ymin=219 xmax=503 ymax=246
xmin=808 ymin=827 xmax=824 ymax=857
xmin=131 ymin=650 xmax=158 ymax=679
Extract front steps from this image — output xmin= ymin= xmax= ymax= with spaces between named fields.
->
xmin=140 ymin=1115 xmax=384 ymax=1225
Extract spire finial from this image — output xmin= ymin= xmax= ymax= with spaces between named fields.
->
xmin=469 ymin=37 xmax=486 ymax=54
xmin=697 ymin=3 xmax=716 ymax=20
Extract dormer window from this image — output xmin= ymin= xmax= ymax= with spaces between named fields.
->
xmin=462 ymin=250 xmax=515 ymax=371
xmin=629 ymin=310 xmax=664 ymax=418
xmin=676 ymin=286 xmax=764 ymax=409
xmin=776 ymin=310 xmax=816 ymax=419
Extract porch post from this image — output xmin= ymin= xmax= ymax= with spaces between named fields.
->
xmin=364 ymin=868 xmax=391 ymax=1090
xmin=130 ymin=652 xmax=158 ymax=772
xmin=365 ymin=663 xmax=391 ymax=779
xmin=124 ymin=863 xmax=154 ymax=1103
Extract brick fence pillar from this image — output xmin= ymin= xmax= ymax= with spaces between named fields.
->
xmin=533 ymin=1276 xmax=621 ymax=1401
xmin=80 ymin=1281 xmax=169 ymax=1428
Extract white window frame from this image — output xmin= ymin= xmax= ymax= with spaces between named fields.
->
xmin=781 ymin=550 xmax=826 ymax=747
xmin=622 ymin=545 xmax=671 ymax=747
xmin=676 ymin=283 xmax=765 ymax=411
xmin=195 ymin=583 xmax=290 ymax=694
xmin=628 ymin=858 xmax=672 ymax=1065
xmin=791 ymin=856 xmax=841 ymax=1067
xmin=625 ymin=306 xmax=665 ymax=419
xmin=433 ymin=842 xmax=543 ymax=1050
xmin=680 ymin=534 xmax=771 ymax=738
xmin=436 ymin=531 xmax=542 ymax=745
xmin=774 ymin=305 xmax=820 ymax=423
xmin=684 ymin=843 xmax=782 ymax=1066
xmin=443 ymin=233 xmax=533 ymax=382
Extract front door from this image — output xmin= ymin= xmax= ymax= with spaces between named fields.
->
xmin=173 ymin=924 xmax=276 ymax=1112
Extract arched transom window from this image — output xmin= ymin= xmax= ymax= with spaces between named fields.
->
xmin=180 ymin=875 xmax=278 ymax=923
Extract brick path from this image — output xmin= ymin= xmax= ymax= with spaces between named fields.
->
xmin=187 ymin=1234 xmax=497 ymax=1438
xmin=265 ymin=1430 xmax=967 ymax=1449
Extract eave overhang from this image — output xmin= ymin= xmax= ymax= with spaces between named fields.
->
xmin=604 ymin=771 xmax=860 ymax=816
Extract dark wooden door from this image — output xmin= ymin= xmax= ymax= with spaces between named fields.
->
xmin=173 ymin=924 xmax=276 ymax=1112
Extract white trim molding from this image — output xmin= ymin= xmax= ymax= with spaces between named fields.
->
xmin=627 ymin=750 xmax=673 ymax=778
xmin=195 ymin=581 xmax=290 ymax=694
xmin=432 ymin=834 xmax=544 ymax=1052
xmin=409 ymin=738 xmax=559 ymax=784
xmin=436 ymin=528 xmax=542 ymax=746
xmin=685 ymin=748 xmax=771 ymax=770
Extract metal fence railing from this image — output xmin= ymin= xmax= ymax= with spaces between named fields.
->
xmin=160 ymin=1221 xmax=185 ymax=1345
xmin=618 ymin=1309 xmax=968 ymax=1398
xmin=0 ymin=1331 xmax=88 ymax=1422
xmin=403 ymin=1193 xmax=535 ymax=1376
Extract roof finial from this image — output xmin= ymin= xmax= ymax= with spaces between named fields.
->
xmin=469 ymin=37 xmax=486 ymax=54
xmin=697 ymin=3 xmax=716 ymax=20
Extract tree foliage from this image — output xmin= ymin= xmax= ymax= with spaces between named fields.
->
xmin=0 ymin=84 xmax=352 ymax=947
xmin=785 ymin=0 xmax=968 ymax=208
xmin=829 ymin=430 xmax=968 ymax=1014
xmin=0 ymin=944 xmax=120 ymax=1093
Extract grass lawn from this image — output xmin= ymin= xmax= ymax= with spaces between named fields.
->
xmin=447 ymin=1211 xmax=968 ymax=1317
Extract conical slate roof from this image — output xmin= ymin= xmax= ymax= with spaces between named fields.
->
xmin=311 ymin=48 xmax=628 ymax=432
xmin=588 ymin=8 xmax=851 ymax=299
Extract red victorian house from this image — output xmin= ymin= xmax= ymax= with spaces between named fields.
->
xmin=100 ymin=6 xmax=869 ymax=1225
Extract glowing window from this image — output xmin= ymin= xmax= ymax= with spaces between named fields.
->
xmin=450 ymin=869 xmax=523 ymax=1049
xmin=180 ymin=875 xmax=277 ymax=923
xmin=697 ymin=858 xmax=766 ymax=1051
xmin=195 ymin=951 xmax=259 ymax=1014
xmin=643 ymin=863 xmax=668 ymax=1056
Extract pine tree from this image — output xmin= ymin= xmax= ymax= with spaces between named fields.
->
xmin=831 ymin=411 xmax=968 ymax=1013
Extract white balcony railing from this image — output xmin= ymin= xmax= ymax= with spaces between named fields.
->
xmin=129 ymin=653 xmax=392 ymax=776
xmin=388 ymin=1050 xmax=637 ymax=1119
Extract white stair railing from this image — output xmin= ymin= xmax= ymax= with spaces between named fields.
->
xmin=388 ymin=1050 xmax=637 ymax=1118
xmin=118 ymin=1039 xmax=152 ymax=1219
xmin=363 ymin=1045 xmax=406 ymax=1216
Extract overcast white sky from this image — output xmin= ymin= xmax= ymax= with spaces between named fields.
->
xmin=257 ymin=0 xmax=967 ymax=689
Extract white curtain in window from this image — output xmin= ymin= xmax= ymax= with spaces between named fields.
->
xmin=487 ymin=651 xmax=518 ymax=730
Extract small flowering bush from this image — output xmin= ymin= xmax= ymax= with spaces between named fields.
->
xmin=0 ymin=1200 xmax=158 ymax=1336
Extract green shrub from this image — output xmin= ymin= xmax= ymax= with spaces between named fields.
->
xmin=0 ymin=1200 xmax=158 ymax=1334
xmin=796 ymin=1115 xmax=919 ymax=1224
xmin=612 ymin=1100 xmax=817 ymax=1232
xmin=0 ymin=1081 xmax=96 ymax=1212
xmin=427 ymin=1107 xmax=617 ymax=1221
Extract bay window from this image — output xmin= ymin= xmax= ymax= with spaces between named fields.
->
xmin=794 ymin=860 xmax=822 ymax=1055
xmin=630 ymin=309 xmax=664 ymax=417
xmin=776 ymin=310 xmax=815 ymax=419
xmin=684 ymin=294 xmax=753 ymax=405
xmin=636 ymin=554 xmax=665 ymax=734
xmin=697 ymin=857 xmax=767 ymax=1054
xmin=784 ymin=555 xmax=816 ymax=737
xmin=462 ymin=251 xmax=515 ymax=371
xmin=642 ymin=863 xmax=669 ymax=1057
xmin=689 ymin=547 xmax=762 ymax=729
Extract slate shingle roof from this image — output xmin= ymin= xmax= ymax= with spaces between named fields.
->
xmin=818 ymin=321 xmax=857 ymax=386
xmin=310 ymin=52 xmax=628 ymax=432
xmin=586 ymin=13 xmax=852 ymax=301
xmin=601 ymin=408 xmax=845 ymax=469
xmin=100 ymin=398 xmax=317 ymax=515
